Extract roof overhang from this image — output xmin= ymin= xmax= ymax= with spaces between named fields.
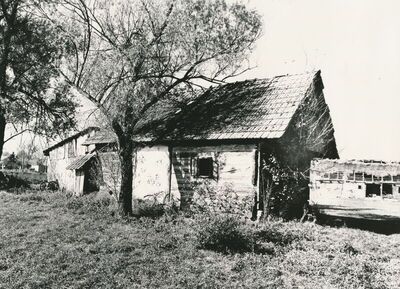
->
xmin=66 ymin=153 xmax=95 ymax=170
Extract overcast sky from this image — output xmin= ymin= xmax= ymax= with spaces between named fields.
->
xmin=5 ymin=0 xmax=400 ymax=162
xmin=234 ymin=0 xmax=400 ymax=161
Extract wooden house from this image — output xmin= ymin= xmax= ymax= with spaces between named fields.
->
xmin=310 ymin=159 xmax=400 ymax=220
xmin=45 ymin=71 xmax=338 ymax=215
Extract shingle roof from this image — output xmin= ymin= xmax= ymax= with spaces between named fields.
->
xmin=82 ymin=71 xmax=319 ymax=144
xmin=134 ymin=70 xmax=318 ymax=141
xmin=66 ymin=153 xmax=95 ymax=170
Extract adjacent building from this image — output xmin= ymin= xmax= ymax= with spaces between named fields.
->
xmin=310 ymin=159 xmax=400 ymax=220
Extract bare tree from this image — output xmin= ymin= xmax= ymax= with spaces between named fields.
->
xmin=52 ymin=0 xmax=262 ymax=216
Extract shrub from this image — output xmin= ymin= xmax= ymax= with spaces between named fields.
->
xmin=0 ymin=172 xmax=30 ymax=191
xmin=196 ymin=215 xmax=255 ymax=254
xmin=191 ymin=182 xmax=254 ymax=218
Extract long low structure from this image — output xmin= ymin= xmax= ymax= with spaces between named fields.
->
xmin=310 ymin=159 xmax=400 ymax=220
xmin=44 ymin=71 xmax=338 ymax=214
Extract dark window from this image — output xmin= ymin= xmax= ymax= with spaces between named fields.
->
xmin=355 ymin=172 xmax=363 ymax=181
xmin=382 ymin=183 xmax=393 ymax=197
xmin=366 ymin=184 xmax=380 ymax=197
xmin=358 ymin=185 xmax=362 ymax=189
xmin=329 ymin=172 xmax=338 ymax=179
xmin=197 ymin=157 xmax=214 ymax=178
xmin=364 ymin=174 xmax=372 ymax=182
xmin=383 ymin=175 xmax=392 ymax=182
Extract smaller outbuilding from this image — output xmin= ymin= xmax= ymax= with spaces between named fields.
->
xmin=43 ymin=127 xmax=100 ymax=195
xmin=310 ymin=159 xmax=400 ymax=220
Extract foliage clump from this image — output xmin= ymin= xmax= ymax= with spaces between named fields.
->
xmin=191 ymin=182 xmax=254 ymax=218
xmin=0 ymin=172 xmax=30 ymax=190
xmin=134 ymin=199 xmax=166 ymax=219
xmin=65 ymin=194 xmax=112 ymax=215
xmin=196 ymin=214 xmax=255 ymax=254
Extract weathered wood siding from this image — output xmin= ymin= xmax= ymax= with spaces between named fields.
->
xmin=97 ymin=151 xmax=120 ymax=195
xmin=47 ymin=133 xmax=94 ymax=194
xmin=171 ymin=144 xmax=257 ymax=207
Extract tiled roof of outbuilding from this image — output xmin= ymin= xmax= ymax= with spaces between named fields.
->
xmin=66 ymin=153 xmax=95 ymax=170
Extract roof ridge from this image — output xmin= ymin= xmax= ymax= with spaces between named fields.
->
xmin=210 ymin=70 xmax=320 ymax=87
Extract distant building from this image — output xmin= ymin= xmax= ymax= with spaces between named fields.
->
xmin=30 ymin=163 xmax=47 ymax=174
xmin=310 ymin=159 xmax=400 ymax=220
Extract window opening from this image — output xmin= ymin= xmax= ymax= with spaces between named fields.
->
xmin=366 ymin=183 xmax=380 ymax=198
xmin=197 ymin=157 xmax=214 ymax=178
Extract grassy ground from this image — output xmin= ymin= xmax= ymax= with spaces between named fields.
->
xmin=1 ymin=190 xmax=400 ymax=289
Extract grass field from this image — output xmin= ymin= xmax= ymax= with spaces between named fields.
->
xmin=1 ymin=190 xmax=400 ymax=288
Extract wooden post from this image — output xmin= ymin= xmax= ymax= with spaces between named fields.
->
xmin=167 ymin=146 xmax=173 ymax=203
xmin=251 ymin=144 xmax=261 ymax=220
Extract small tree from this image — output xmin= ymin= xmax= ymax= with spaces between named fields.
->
xmin=3 ymin=152 xmax=20 ymax=169
xmin=53 ymin=0 xmax=262 ymax=216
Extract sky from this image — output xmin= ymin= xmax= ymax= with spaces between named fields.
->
xmin=235 ymin=0 xmax=400 ymax=161
xmin=4 ymin=0 xmax=400 ymax=161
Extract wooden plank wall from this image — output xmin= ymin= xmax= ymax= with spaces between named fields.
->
xmin=170 ymin=144 xmax=257 ymax=208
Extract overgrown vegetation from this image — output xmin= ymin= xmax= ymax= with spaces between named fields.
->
xmin=0 ymin=189 xmax=399 ymax=288
xmin=0 ymin=171 xmax=30 ymax=190
xmin=196 ymin=215 xmax=255 ymax=254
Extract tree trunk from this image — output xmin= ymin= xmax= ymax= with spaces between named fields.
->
xmin=0 ymin=113 xmax=6 ymax=160
xmin=118 ymin=142 xmax=134 ymax=216
xmin=260 ymin=169 xmax=273 ymax=222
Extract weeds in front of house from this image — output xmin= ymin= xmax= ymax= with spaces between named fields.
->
xmin=0 ymin=187 xmax=396 ymax=288
xmin=195 ymin=214 xmax=256 ymax=254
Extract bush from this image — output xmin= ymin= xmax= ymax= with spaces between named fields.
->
xmin=196 ymin=215 xmax=255 ymax=254
xmin=191 ymin=182 xmax=254 ymax=218
xmin=0 ymin=172 xmax=30 ymax=190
